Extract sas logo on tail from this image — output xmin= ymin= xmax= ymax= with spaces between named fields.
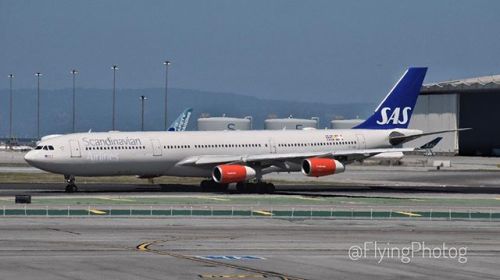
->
xmin=376 ymin=107 xmax=412 ymax=125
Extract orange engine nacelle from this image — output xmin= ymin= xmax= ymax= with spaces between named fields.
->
xmin=212 ymin=165 xmax=256 ymax=184
xmin=301 ymin=158 xmax=345 ymax=177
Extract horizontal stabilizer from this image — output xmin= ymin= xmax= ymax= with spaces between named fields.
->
xmin=389 ymin=128 xmax=471 ymax=145
xmin=418 ymin=137 xmax=443 ymax=150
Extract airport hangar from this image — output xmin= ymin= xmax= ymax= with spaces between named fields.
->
xmin=404 ymin=75 xmax=500 ymax=156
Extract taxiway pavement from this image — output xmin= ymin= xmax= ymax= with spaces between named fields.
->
xmin=0 ymin=218 xmax=498 ymax=280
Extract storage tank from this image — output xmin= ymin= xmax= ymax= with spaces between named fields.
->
xmin=330 ymin=119 xmax=364 ymax=129
xmin=264 ymin=116 xmax=319 ymax=130
xmin=197 ymin=116 xmax=252 ymax=131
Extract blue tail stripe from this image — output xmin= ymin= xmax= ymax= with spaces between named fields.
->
xmin=353 ymin=67 xmax=427 ymax=129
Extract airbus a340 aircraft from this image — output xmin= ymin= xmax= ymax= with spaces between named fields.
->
xmin=24 ymin=67 xmax=464 ymax=193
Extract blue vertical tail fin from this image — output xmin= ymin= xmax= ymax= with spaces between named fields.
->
xmin=353 ymin=67 xmax=427 ymax=129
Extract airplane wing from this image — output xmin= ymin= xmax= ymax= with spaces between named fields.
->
xmin=176 ymin=147 xmax=416 ymax=167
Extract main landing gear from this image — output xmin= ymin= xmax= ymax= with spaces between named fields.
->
xmin=236 ymin=181 xmax=275 ymax=194
xmin=199 ymin=180 xmax=275 ymax=194
xmin=64 ymin=175 xmax=78 ymax=193
xmin=200 ymin=180 xmax=229 ymax=192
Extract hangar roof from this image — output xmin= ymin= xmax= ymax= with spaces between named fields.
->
xmin=421 ymin=74 xmax=500 ymax=94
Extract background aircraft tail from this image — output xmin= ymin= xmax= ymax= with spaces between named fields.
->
xmin=168 ymin=108 xmax=193 ymax=131
xmin=354 ymin=67 xmax=427 ymax=129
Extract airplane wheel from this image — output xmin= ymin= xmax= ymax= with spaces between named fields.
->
xmin=200 ymin=180 xmax=212 ymax=192
xmin=256 ymin=183 xmax=267 ymax=194
xmin=65 ymin=184 xmax=78 ymax=193
xmin=216 ymin=184 xmax=229 ymax=192
xmin=200 ymin=180 xmax=227 ymax=192
xmin=255 ymin=182 xmax=275 ymax=194
xmin=265 ymin=183 xmax=275 ymax=194
xmin=236 ymin=182 xmax=248 ymax=193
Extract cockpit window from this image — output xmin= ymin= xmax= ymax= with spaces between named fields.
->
xmin=43 ymin=146 xmax=48 ymax=150
xmin=35 ymin=146 xmax=42 ymax=150
xmin=48 ymin=146 xmax=54 ymax=150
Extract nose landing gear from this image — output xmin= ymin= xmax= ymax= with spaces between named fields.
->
xmin=64 ymin=175 xmax=78 ymax=193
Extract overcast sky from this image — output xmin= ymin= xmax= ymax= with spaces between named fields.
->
xmin=1 ymin=0 xmax=499 ymax=103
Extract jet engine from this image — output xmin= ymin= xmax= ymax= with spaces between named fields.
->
xmin=212 ymin=165 xmax=256 ymax=184
xmin=301 ymin=158 xmax=345 ymax=177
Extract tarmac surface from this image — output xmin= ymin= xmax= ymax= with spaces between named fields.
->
xmin=0 ymin=218 xmax=498 ymax=280
xmin=1 ymin=153 xmax=499 ymax=278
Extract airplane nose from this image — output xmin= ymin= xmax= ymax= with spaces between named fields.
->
xmin=24 ymin=151 xmax=37 ymax=165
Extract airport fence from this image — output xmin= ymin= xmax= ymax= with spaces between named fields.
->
xmin=1 ymin=205 xmax=500 ymax=221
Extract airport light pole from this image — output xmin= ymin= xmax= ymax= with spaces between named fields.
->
xmin=111 ymin=65 xmax=118 ymax=130
xmin=71 ymin=69 xmax=78 ymax=133
xmin=8 ymin=74 xmax=14 ymax=142
xmin=140 ymin=95 xmax=147 ymax=131
xmin=35 ymin=72 xmax=42 ymax=139
xmin=163 ymin=60 xmax=171 ymax=130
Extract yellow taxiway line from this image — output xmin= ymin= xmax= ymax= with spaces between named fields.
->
xmin=137 ymin=241 xmax=153 ymax=251
xmin=199 ymin=274 xmax=265 ymax=279
xmin=296 ymin=196 xmax=323 ymax=201
xmin=252 ymin=210 xmax=273 ymax=216
xmin=395 ymin=211 xmax=421 ymax=217
xmin=96 ymin=197 xmax=136 ymax=202
xmin=136 ymin=240 xmax=304 ymax=280
xmin=88 ymin=209 xmax=107 ymax=215
xmin=197 ymin=196 xmax=231 ymax=201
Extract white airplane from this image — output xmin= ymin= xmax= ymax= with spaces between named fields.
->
xmin=24 ymin=67 xmax=464 ymax=193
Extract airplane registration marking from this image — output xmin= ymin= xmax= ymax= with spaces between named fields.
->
xmin=88 ymin=209 xmax=107 ymax=215
xmin=395 ymin=211 xmax=421 ymax=217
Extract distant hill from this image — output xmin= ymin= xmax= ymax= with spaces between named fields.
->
xmin=0 ymin=88 xmax=373 ymax=138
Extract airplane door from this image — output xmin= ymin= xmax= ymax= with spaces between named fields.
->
xmin=151 ymin=139 xmax=162 ymax=156
xmin=269 ymin=139 xmax=277 ymax=154
xmin=356 ymin=134 xmax=366 ymax=149
xmin=69 ymin=140 xmax=81 ymax=158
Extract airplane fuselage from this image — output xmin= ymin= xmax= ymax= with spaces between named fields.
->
xmin=24 ymin=128 xmax=420 ymax=178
